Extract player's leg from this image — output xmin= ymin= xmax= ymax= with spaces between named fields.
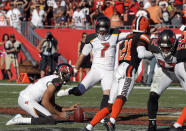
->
xmin=109 ymin=64 xmax=135 ymax=127
xmin=170 ymin=62 xmax=186 ymax=130
xmin=100 ymin=69 xmax=114 ymax=109
xmin=84 ymin=70 xmax=118 ymax=131
xmin=175 ymin=62 xmax=186 ymax=91
xmin=147 ymin=67 xmax=174 ymax=131
xmin=57 ymin=67 xmax=101 ymax=96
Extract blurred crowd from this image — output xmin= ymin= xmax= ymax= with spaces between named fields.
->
xmin=0 ymin=0 xmax=185 ymax=29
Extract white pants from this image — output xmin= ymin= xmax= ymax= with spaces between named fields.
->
xmin=18 ymin=95 xmax=51 ymax=118
xmin=150 ymin=66 xmax=178 ymax=95
xmin=81 ymin=66 xmax=114 ymax=91
xmin=175 ymin=62 xmax=186 ymax=91
xmin=108 ymin=62 xmax=136 ymax=104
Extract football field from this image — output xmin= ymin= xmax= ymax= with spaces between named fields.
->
xmin=0 ymin=81 xmax=185 ymax=131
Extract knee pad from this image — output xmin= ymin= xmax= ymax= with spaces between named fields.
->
xmin=69 ymin=83 xmax=86 ymax=96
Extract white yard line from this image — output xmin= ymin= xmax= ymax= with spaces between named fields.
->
xmin=0 ymin=83 xmax=184 ymax=90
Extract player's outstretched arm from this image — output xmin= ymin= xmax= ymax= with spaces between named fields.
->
xmin=118 ymin=32 xmax=131 ymax=42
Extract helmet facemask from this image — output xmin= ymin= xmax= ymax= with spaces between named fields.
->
xmin=96 ymin=26 xmax=110 ymax=41
xmin=159 ymin=43 xmax=173 ymax=61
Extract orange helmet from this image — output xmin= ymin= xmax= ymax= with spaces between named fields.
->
xmin=132 ymin=16 xmax=150 ymax=33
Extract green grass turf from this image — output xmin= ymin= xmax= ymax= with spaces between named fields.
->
xmin=0 ymin=82 xmax=185 ymax=130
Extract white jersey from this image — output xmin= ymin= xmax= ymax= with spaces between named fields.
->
xmin=82 ymin=29 xmax=129 ymax=71
xmin=6 ymin=8 xmax=21 ymax=27
xmin=154 ymin=53 xmax=177 ymax=70
xmin=19 ymin=75 xmax=58 ymax=102
xmin=72 ymin=10 xmax=86 ymax=28
xmin=0 ymin=11 xmax=7 ymax=26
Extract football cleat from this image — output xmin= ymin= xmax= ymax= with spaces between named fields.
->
xmin=6 ymin=114 xmax=23 ymax=125
xmin=82 ymin=127 xmax=91 ymax=131
xmin=148 ymin=120 xmax=157 ymax=131
xmin=57 ymin=88 xmax=72 ymax=97
xmin=168 ymin=126 xmax=182 ymax=131
xmin=104 ymin=118 xmax=115 ymax=131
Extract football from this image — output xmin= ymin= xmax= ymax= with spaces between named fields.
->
xmin=73 ymin=106 xmax=84 ymax=122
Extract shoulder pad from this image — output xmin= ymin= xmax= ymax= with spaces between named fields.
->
xmin=110 ymin=28 xmax=121 ymax=35
xmin=52 ymin=78 xmax=63 ymax=91
xmin=140 ymin=34 xmax=150 ymax=44
xmin=85 ymin=33 xmax=97 ymax=44
xmin=126 ymin=33 xmax=133 ymax=39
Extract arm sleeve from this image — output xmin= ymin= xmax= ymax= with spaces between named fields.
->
xmin=81 ymin=43 xmax=92 ymax=56
xmin=137 ymin=46 xmax=153 ymax=59
xmin=117 ymin=32 xmax=131 ymax=42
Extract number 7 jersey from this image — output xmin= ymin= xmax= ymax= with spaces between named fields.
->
xmin=82 ymin=29 xmax=122 ymax=71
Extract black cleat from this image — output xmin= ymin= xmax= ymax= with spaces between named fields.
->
xmin=104 ymin=118 xmax=115 ymax=131
xmin=168 ymin=126 xmax=182 ymax=131
xmin=148 ymin=120 xmax=157 ymax=131
xmin=82 ymin=127 xmax=90 ymax=131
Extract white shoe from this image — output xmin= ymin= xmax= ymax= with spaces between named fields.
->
xmin=100 ymin=118 xmax=105 ymax=124
xmin=57 ymin=88 xmax=72 ymax=97
xmin=6 ymin=114 xmax=23 ymax=125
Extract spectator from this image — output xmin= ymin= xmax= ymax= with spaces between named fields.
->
xmin=113 ymin=0 xmax=124 ymax=15
xmin=44 ymin=2 xmax=54 ymax=27
xmin=121 ymin=4 xmax=135 ymax=27
xmin=136 ymin=2 xmax=150 ymax=19
xmin=72 ymin=6 xmax=86 ymax=29
xmin=4 ymin=34 xmax=21 ymax=82
xmin=37 ymin=32 xmax=58 ymax=78
xmin=104 ymin=1 xmax=114 ymax=19
xmin=146 ymin=0 xmax=163 ymax=25
xmin=31 ymin=4 xmax=46 ymax=28
xmin=66 ymin=3 xmax=74 ymax=26
xmin=0 ymin=4 xmax=8 ymax=26
xmin=143 ymin=0 xmax=151 ymax=9
xmin=110 ymin=9 xmax=123 ymax=28
xmin=23 ymin=0 xmax=32 ymax=21
xmin=15 ymin=0 xmax=28 ymax=21
xmin=170 ymin=2 xmax=182 ymax=27
xmin=161 ymin=3 xmax=171 ymax=25
xmin=183 ymin=4 xmax=186 ymax=24
xmin=0 ymin=33 xmax=9 ymax=80
xmin=80 ymin=0 xmax=92 ymax=29
xmin=6 ymin=2 xmax=22 ymax=33
xmin=90 ymin=8 xmax=104 ymax=26
xmin=77 ymin=32 xmax=91 ymax=81
xmin=93 ymin=0 xmax=105 ymax=11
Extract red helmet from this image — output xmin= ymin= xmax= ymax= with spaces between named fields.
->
xmin=56 ymin=63 xmax=73 ymax=82
xmin=132 ymin=16 xmax=150 ymax=33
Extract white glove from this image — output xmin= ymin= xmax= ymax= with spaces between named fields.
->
xmin=73 ymin=68 xmax=78 ymax=76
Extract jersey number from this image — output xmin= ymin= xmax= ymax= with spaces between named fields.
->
xmin=121 ymin=39 xmax=132 ymax=61
xmin=101 ymin=43 xmax=110 ymax=57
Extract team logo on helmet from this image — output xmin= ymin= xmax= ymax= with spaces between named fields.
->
xmin=56 ymin=63 xmax=73 ymax=83
xmin=132 ymin=16 xmax=150 ymax=33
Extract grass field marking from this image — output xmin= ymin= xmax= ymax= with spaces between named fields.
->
xmin=0 ymin=83 xmax=184 ymax=90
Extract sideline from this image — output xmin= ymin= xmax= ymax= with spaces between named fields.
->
xmin=0 ymin=83 xmax=183 ymax=90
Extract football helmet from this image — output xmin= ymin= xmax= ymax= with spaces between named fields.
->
xmin=132 ymin=16 xmax=150 ymax=33
xmin=157 ymin=29 xmax=176 ymax=60
xmin=55 ymin=63 xmax=73 ymax=83
xmin=95 ymin=16 xmax=110 ymax=40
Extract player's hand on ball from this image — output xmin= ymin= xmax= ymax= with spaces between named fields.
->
xmin=69 ymin=104 xmax=79 ymax=111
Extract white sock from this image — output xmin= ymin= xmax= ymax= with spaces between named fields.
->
xmin=19 ymin=117 xmax=31 ymax=124
xmin=173 ymin=123 xmax=182 ymax=128
xmin=110 ymin=117 xmax=116 ymax=124
xmin=86 ymin=124 xmax=93 ymax=130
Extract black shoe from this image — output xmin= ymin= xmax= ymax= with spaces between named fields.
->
xmin=168 ymin=126 xmax=182 ymax=131
xmin=82 ymin=127 xmax=90 ymax=131
xmin=148 ymin=120 xmax=157 ymax=131
xmin=104 ymin=118 xmax=115 ymax=131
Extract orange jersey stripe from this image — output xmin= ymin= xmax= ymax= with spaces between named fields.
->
xmin=140 ymin=34 xmax=150 ymax=44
